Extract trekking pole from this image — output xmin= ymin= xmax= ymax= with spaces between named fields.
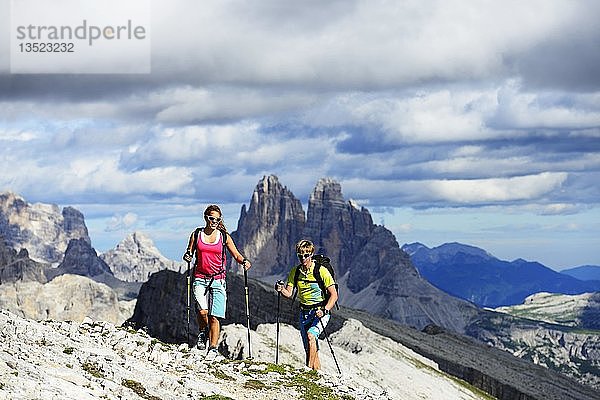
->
xmin=276 ymin=290 xmax=281 ymax=364
xmin=186 ymin=260 xmax=191 ymax=348
xmin=243 ymin=268 xmax=253 ymax=359
xmin=319 ymin=318 xmax=341 ymax=375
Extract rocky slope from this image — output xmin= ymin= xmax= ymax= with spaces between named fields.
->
xmin=0 ymin=192 xmax=90 ymax=264
xmin=231 ymin=175 xmax=480 ymax=333
xmin=495 ymin=292 xmax=600 ymax=329
xmin=128 ymin=270 xmax=600 ymax=399
xmin=403 ymin=242 xmax=600 ymax=307
xmin=467 ymin=312 xmax=600 ymax=390
xmin=100 ymin=231 xmax=183 ymax=282
xmin=0 ymin=309 xmax=491 ymax=400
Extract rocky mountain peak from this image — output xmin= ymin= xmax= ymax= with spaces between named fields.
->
xmin=0 ymin=191 xmax=90 ymax=264
xmin=304 ymin=177 xmax=374 ymax=278
xmin=310 ymin=177 xmax=345 ymax=204
xmin=231 ymin=175 xmax=305 ymax=276
xmin=46 ymin=238 xmax=113 ymax=280
xmin=100 ymin=231 xmax=182 ymax=282
xmin=231 ymin=176 xmax=480 ymax=333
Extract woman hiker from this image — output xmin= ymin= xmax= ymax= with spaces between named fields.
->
xmin=275 ymin=239 xmax=338 ymax=370
xmin=183 ymin=204 xmax=251 ymax=361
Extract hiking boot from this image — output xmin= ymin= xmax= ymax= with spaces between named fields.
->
xmin=196 ymin=329 xmax=208 ymax=350
xmin=205 ymin=346 xmax=220 ymax=362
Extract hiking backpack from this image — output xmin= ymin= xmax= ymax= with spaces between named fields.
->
xmin=292 ymin=254 xmax=340 ymax=310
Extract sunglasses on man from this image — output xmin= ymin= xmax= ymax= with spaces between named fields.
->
xmin=297 ymin=252 xmax=312 ymax=260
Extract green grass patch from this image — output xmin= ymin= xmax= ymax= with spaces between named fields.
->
xmin=285 ymin=370 xmax=337 ymax=400
xmin=244 ymin=379 xmax=266 ymax=389
xmin=81 ymin=361 xmax=104 ymax=379
xmin=209 ymin=366 xmax=235 ymax=381
xmin=121 ymin=379 xmax=161 ymax=400
xmin=199 ymin=395 xmax=234 ymax=400
xmin=63 ymin=347 xmax=74 ymax=355
xmin=265 ymin=363 xmax=289 ymax=374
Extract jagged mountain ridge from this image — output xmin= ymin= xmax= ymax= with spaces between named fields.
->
xmin=230 ymin=175 xmax=306 ymax=276
xmin=404 ymin=242 xmax=600 ymax=307
xmin=100 ymin=231 xmax=183 ymax=282
xmin=231 ymin=175 xmax=480 ymax=333
xmin=0 ymin=191 xmax=90 ymax=264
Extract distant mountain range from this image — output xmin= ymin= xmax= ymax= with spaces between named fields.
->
xmin=561 ymin=265 xmax=600 ymax=281
xmin=403 ymin=242 xmax=600 ymax=308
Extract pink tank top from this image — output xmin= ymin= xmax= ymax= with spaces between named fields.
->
xmin=194 ymin=231 xmax=226 ymax=280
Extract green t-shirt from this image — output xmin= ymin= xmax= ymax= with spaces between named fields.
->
xmin=286 ymin=262 xmax=335 ymax=307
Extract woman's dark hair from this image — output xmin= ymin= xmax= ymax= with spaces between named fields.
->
xmin=204 ymin=204 xmax=227 ymax=233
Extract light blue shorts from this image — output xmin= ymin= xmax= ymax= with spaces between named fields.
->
xmin=193 ymin=278 xmax=227 ymax=319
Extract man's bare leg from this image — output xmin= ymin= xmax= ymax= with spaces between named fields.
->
xmin=307 ymin=333 xmax=321 ymax=370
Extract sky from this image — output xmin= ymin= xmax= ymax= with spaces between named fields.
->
xmin=1 ymin=0 xmax=599 ymax=270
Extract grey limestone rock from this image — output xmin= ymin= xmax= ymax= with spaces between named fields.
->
xmin=0 ymin=191 xmax=90 ymax=264
xmin=100 ymin=231 xmax=183 ymax=282
xmin=230 ymin=175 xmax=305 ymax=277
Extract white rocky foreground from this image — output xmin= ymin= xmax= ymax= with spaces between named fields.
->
xmin=0 ymin=310 xmax=488 ymax=400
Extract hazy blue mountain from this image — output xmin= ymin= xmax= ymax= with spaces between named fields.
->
xmin=403 ymin=242 xmax=600 ymax=307
xmin=561 ymin=265 xmax=600 ymax=281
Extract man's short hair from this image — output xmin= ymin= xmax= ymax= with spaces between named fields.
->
xmin=295 ymin=239 xmax=315 ymax=254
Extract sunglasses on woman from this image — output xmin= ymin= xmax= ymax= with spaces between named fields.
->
xmin=206 ymin=215 xmax=222 ymax=223
xmin=297 ymin=252 xmax=312 ymax=260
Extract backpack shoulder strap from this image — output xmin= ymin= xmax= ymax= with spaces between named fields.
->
xmin=186 ymin=227 xmax=202 ymax=256
xmin=313 ymin=262 xmax=324 ymax=288
xmin=290 ymin=265 xmax=302 ymax=306
xmin=218 ymin=229 xmax=228 ymax=245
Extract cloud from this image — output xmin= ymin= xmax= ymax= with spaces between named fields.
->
xmin=489 ymin=81 xmax=600 ymax=129
xmin=427 ymin=172 xmax=568 ymax=203
xmin=341 ymin=172 xmax=569 ymax=207
xmin=0 ymin=152 xmax=193 ymax=202
xmin=154 ymin=87 xmax=317 ymax=124
xmin=105 ymin=212 xmax=138 ymax=232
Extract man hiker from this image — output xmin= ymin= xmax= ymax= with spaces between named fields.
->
xmin=275 ymin=239 xmax=338 ymax=370
xmin=183 ymin=204 xmax=251 ymax=361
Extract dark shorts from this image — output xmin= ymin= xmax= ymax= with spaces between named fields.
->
xmin=298 ymin=308 xmax=330 ymax=351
